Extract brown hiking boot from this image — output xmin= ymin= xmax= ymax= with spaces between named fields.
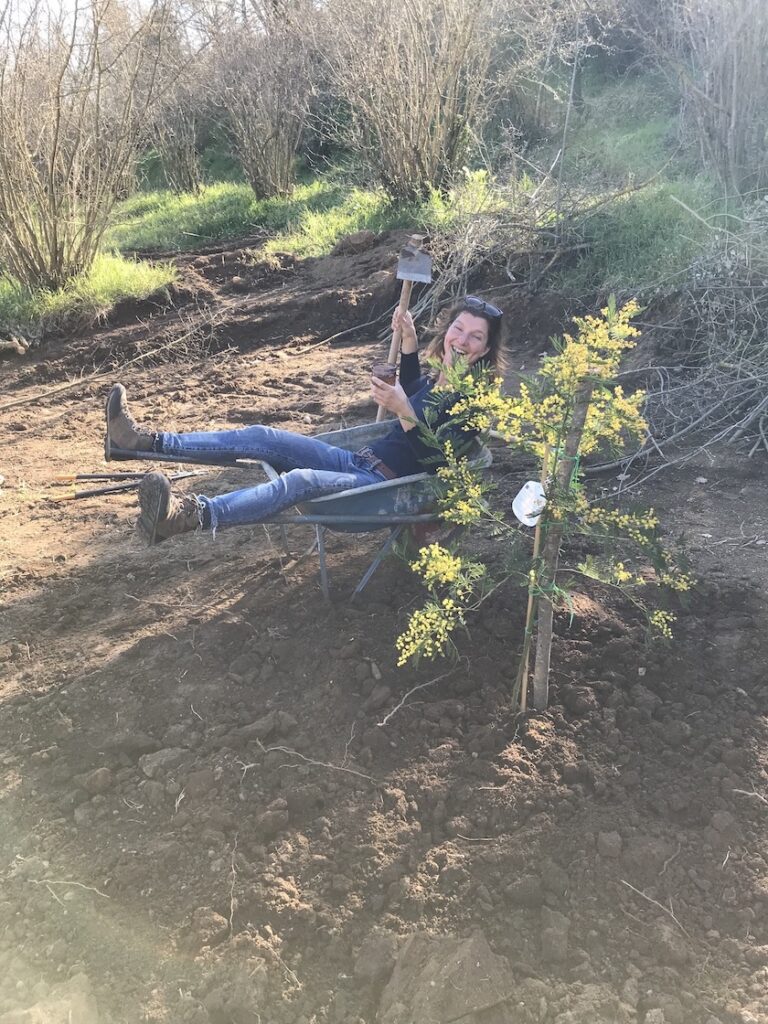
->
xmin=136 ymin=472 xmax=203 ymax=544
xmin=104 ymin=383 xmax=155 ymax=460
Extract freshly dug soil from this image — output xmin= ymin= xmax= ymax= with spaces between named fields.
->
xmin=1 ymin=234 xmax=768 ymax=1024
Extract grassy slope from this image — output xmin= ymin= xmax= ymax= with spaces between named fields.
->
xmin=0 ymin=255 xmax=175 ymax=337
xmin=105 ymin=173 xmax=490 ymax=258
xmin=546 ymin=72 xmax=720 ymax=296
xmin=3 ymin=72 xmax=726 ymax=337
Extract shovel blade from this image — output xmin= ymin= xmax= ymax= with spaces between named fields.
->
xmin=396 ymin=242 xmax=432 ymax=284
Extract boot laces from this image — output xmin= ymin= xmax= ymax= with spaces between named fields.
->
xmin=176 ymin=495 xmax=203 ymax=527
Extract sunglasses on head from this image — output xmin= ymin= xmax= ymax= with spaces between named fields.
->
xmin=463 ymin=295 xmax=503 ymax=318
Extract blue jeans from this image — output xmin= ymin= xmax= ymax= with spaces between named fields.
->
xmin=160 ymin=425 xmax=387 ymax=532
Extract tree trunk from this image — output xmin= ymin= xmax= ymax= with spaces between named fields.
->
xmin=531 ymin=381 xmax=593 ymax=710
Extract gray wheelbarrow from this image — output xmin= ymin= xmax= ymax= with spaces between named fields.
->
xmin=107 ymin=420 xmax=492 ymax=599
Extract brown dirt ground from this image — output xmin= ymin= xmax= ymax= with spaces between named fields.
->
xmin=2 ymin=234 xmax=768 ymax=1024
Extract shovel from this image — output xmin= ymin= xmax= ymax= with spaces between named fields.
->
xmin=376 ymin=233 xmax=433 ymax=422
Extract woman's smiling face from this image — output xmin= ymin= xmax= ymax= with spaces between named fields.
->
xmin=441 ymin=312 xmax=490 ymax=368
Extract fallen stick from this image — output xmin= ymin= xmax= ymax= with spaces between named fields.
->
xmin=49 ymin=469 xmax=205 ymax=501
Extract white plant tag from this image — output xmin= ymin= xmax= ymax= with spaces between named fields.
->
xmin=512 ymin=481 xmax=547 ymax=527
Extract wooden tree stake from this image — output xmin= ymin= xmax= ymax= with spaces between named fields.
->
xmin=516 ymin=443 xmax=550 ymax=713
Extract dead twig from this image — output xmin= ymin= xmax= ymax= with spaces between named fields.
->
xmin=238 ymin=742 xmax=377 ymax=785
xmin=733 ymin=787 xmax=768 ymax=806
xmin=228 ymin=833 xmax=239 ymax=934
xmin=620 ymin=879 xmax=692 ymax=941
xmin=30 ymin=878 xmax=110 ymax=899
xmin=377 ymin=668 xmax=459 ymax=727
xmin=659 ymin=842 xmax=682 ymax=876
xmin=0 ymin=306 xmax=226 ymax=415
xmin=289 ymin=311 xmax=391 ymax=353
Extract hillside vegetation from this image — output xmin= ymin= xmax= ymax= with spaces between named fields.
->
xmin=0 ymin=0 xmax=766 ymax=396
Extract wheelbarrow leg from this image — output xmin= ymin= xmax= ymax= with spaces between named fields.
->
xmin=316 ymin=524 xmax=330 ymax=601
xmin=352 ymin=525 xmax=404 ymax=600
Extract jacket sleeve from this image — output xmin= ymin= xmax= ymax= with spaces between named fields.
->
xmin=399 ymin=351 xmax=423 ymax=395
xmin=404 ymin=391 xmax=479 ymax=468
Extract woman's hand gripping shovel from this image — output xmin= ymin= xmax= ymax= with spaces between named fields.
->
xmin=375 ymin=234 xmax=432 ymax=422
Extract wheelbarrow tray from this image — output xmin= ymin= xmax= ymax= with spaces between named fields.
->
xmin=300 ymin=421 xmax=492 ymax=533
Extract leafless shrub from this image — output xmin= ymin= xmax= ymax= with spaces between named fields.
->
xmin=577 ymin=200 xmax=768 ymax=491
xmin=626 ymin=0 xmax=768 ymax=194
xmin=210 ymin=11 xmax=312 ymax=198
xmin=152 ymin=28 xmax=208 ymax=195
xmin=0 ymin=0 xmax=168 ymax=290
xmin=317 ymin=0 xmax=548 ymax=201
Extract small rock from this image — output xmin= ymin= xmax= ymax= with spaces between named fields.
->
xmin=541 ymin=907 xmax=570 ymax=963
xmin=240 ymin=709 xmax=297 ymax=743
xmin=561 ymin=686 xmax=600 ymax=715
xmin=186 ymin=907 xmax=229 ymax=950
xmin=597 ymin=831 xmax=623 ymax=858
xmin=76 ymin=767 xmax=113 ymax=795
xmin=162 ymin=724 xmax=200 ymax=749
xmin=354 ymin=931 xmax=399 ymax=987
xmin=105 ymin=731 xmax=160 ymax=757
xmin=58 ymin=789 xmax=89 ymax=815
xmin=239 ymin=712 xmax=279 ymax=741
xmin=710 ymin=810 xmax=737 ymax=834
xmin=653 ymin=922 xmax=690 ymax=967
xmin=542 ymin=907 xmax=570 ymax=933
xmin=50 ymin=715 xmax=74 ymax=741
xmin=255 ymin=808 xmax=289 ymax=840
xmin=541 ymin=859 xmax=570 ymax=895
xmin=355 ymin=661 xmax=371 ymax=683
xmin=383 ymin=788 xmax=408 ymax=818
xmin=274 ymin=710 xmax=298 ymax=735
xmin=365 ymin=684 xmax=392 ymax=711
xmin=73 ymin=803 xmax=94 ymax=826
xmin=541 ymin=926 xmax=569 ymax=963
xmin=9 ymin=855 xmax=48 ymax=880
xmin=660 ymin=721 xmax=692 ymax=749
xmin=184 ymin=769 xmax=216 ymax=799
xmin=507 ymin=874 xmax=543 ymax=907
xmin=644 ymin=1011 xmax=665 ymax=1024
xmin=330 ymin=229 xmax=376 ymax=256
xmin=138 ymin=747 xmax=186 ymax=779
xmin=142 ymin=780 xmax=166 ymax=807
xmin=630 ymin=684 xmax=660 ymax=713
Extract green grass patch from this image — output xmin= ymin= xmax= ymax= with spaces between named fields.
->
xmin=553 ymin=179 xmax=720 ymax=296
xmin=265 ymin=170 xmax=499 ymax=257
xmin=264 ymin=187 xmax=411 ymax=257
xmin=107 ymin=178 xmax=362 ymax=253
xmin=0 ymin=253 xmax=176 ymax=335
xmin=106 ymin=182 xmax=262 ymax=252
xmin=107 ymin=170 xmax=498 ymax=259
xmin=557 ymin=72 xmax=694 ymax=184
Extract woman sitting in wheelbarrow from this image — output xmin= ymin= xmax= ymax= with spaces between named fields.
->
xmin=104 ymin=296 xmax=505 ymax=543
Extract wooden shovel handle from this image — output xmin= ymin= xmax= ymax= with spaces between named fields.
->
xmin=376 ymin=279 xmax=414 ymax=422
xmin=386 ymin=280 xmax=414 ymax=365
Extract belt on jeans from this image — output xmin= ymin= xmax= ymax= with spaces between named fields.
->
xmin=355 ymin=446 xmax=398 ymax=481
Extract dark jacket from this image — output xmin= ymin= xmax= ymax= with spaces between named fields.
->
xmin=368 ymin=351 xmax=477 ymax=477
